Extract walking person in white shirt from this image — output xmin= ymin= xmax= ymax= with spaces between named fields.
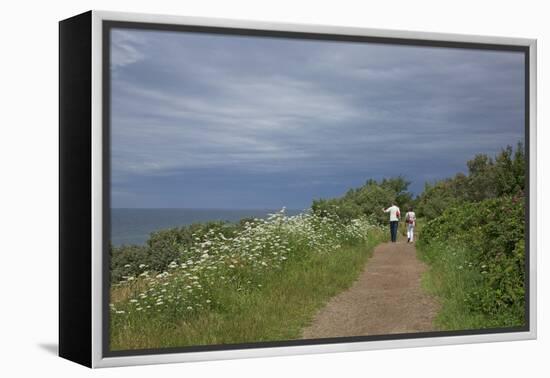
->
xmin=405 ymin=207 xmax=416 ymax=243
xmin=382 ymin=203 xmax=400 ymax=243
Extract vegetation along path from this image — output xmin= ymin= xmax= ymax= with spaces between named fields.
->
xmin=302 ymin=238 xmax=439 ymax=338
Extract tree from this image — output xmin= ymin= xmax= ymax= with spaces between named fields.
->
xmin=312 ymin=176 xmax=413 ymax=224
xmin=416 ymin=142 xmax=525 ymax=220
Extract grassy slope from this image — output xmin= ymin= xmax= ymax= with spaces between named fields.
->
xmin=111 ymin=229 xmax=386 ymax=350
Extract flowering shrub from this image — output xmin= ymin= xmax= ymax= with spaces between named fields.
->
xmin=110 ymin=221 xmax=239 ymax=283
xmin=110 ymin=209 xmax=377 ymax=324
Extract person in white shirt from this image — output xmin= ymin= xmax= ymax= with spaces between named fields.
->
xmin=382 ymin=203 xmax=400 ymax=242
xmin=405 ymin=207 xmax=416 ymax=243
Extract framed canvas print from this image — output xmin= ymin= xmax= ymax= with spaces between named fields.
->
xmin=59 ymin=10 xmax=537 ymax=368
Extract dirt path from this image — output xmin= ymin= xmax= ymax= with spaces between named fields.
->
xmin=302 ymin=239 xmax=439 ymax=338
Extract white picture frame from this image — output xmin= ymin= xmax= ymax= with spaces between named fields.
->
xmin=59 ymin=10 xmax=537 ymax=368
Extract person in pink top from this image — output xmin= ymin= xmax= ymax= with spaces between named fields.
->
xmin=382 ymin=203 xmax=400 ymax=242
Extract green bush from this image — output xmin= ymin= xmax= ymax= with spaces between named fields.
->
xmin=418 ymin=194 xmax=526 ymax=329
xmin=110 ymin=244 xmax=149 ymax=283
xmin=110 ymin=221 xmax=243 ymax=283
xmin=417 ymin=143 xmax=525 ymax=220
xmin=312 ymin=176 xmax=414 ymax=225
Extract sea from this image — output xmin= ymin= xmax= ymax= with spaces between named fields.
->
xmin=111 ymin=208 xmax=304 ymax=247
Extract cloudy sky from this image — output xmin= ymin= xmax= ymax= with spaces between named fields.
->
xmin=110 ymin=28 xmax=525 ymax=209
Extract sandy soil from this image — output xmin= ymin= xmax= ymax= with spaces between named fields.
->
xmin=302 ymin=239 xmax=439 ymax=338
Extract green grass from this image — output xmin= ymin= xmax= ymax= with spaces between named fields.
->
xmin=110 ymin=229 xmax=386 ymax=350
xmin=417 ymin=240 xmax=520 ymax=331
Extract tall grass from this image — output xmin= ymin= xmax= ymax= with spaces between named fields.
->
xmin=418 ymin=241 xmax=493 ymax=329
xmin=110 ymin=209 xmax=385 ymax=350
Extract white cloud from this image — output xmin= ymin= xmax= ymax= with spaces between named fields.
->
xmin=111 ymin=30 xmax=146 ymax=69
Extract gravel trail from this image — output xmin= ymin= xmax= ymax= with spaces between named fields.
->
xmin=302 ymin=239 xmax=439 ymax=338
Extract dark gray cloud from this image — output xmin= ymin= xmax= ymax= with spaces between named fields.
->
xmin=110 ymin=28 xmax=525 ymax=209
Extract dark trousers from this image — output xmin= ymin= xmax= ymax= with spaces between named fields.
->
xmin=390 ymin=221 xmax=398 ymax=242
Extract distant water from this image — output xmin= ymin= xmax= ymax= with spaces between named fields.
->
xmin=111 ymin=208 xmax=303 ymax=247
